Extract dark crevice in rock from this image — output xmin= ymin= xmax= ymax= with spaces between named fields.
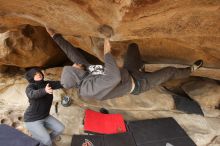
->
xmin=0 ymin=65 xmax=24 ymax=76
xmin=17 ymin=116 xmax=23 ymax=121
xmin=0 ymin=118 xmax=10 ymax=125
xmin=21 ymin=24 xmax=35 ymax=37
xmin=11 ymin=122 xmax=20 ymax=128
xmin=207 ymin=136 xmax=218 ymax=146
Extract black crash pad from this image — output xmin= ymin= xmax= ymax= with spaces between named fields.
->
xmin=127 ymin=117 xmax=196 ymax=146
xmin=0 ymin=124 xmax=44 ymax=146
xmin=71 ymin=132 xmax=136 ymax=146
xmin=172 ymin=95 xmax=204 ymax=116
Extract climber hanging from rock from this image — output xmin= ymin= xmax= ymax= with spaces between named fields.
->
xmin=45 ymin=25 xmax=203 ymax=100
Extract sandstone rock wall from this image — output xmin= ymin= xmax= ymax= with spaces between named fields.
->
xmin=0 ymin=25 xmax=67 ymax=67
xmin=0 ymin=0 xmax=219 ymax=69
xmin=0 ymin=1 xmax=220 ymax=145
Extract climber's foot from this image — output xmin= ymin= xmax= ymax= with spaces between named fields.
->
xmin=191 ymin=60 xmax=203 ymax=72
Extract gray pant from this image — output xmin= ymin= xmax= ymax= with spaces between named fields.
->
xmin=138 ymin=67 xmax=191 ymax=92
xmin=24 ymin=115 xmax=65 ymax=146
xmin=124 ymin=43 xmax=191 ymax=94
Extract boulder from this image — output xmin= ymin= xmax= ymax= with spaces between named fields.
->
xmin=182 ymin=79 xmax=220 ymax=109
xmin=0 ymin=25 xmax=67 ymax=67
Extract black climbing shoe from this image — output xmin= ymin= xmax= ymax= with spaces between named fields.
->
xmin=191 ymin=60 xmax=203 ymax=72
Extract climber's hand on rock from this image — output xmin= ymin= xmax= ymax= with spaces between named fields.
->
xmin=104 ymin=38 xmax=111 ymax=54
xmin=45 ymin=26 xmax=56 ymax=37
xmin=98 ymin=24 xmax=114 ymax=38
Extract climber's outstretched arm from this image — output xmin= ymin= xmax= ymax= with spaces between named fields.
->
xmin=45 ymin=27 xmax=89 ymax=66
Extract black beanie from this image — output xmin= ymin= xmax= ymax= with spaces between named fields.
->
xmin=25 ymin=68 xmax=44 ymax=83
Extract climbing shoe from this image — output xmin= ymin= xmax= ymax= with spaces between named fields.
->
xmin=191 ymin=60 xmax=203 ymax=72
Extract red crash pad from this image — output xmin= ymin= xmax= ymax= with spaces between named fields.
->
xmin=84 ymin=109 xmax=126 ymax=134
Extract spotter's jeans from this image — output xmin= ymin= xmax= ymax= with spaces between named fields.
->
xmin=24 ymin=115 xmax=64 ymax=146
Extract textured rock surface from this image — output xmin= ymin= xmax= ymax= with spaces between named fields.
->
xmin=0 ymin=25 xmax=67 ymax=67
xmin=0 ymin=1 xmax=220 ymax=146
xmin=182 ymin=79 xmax=220 ymax=109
